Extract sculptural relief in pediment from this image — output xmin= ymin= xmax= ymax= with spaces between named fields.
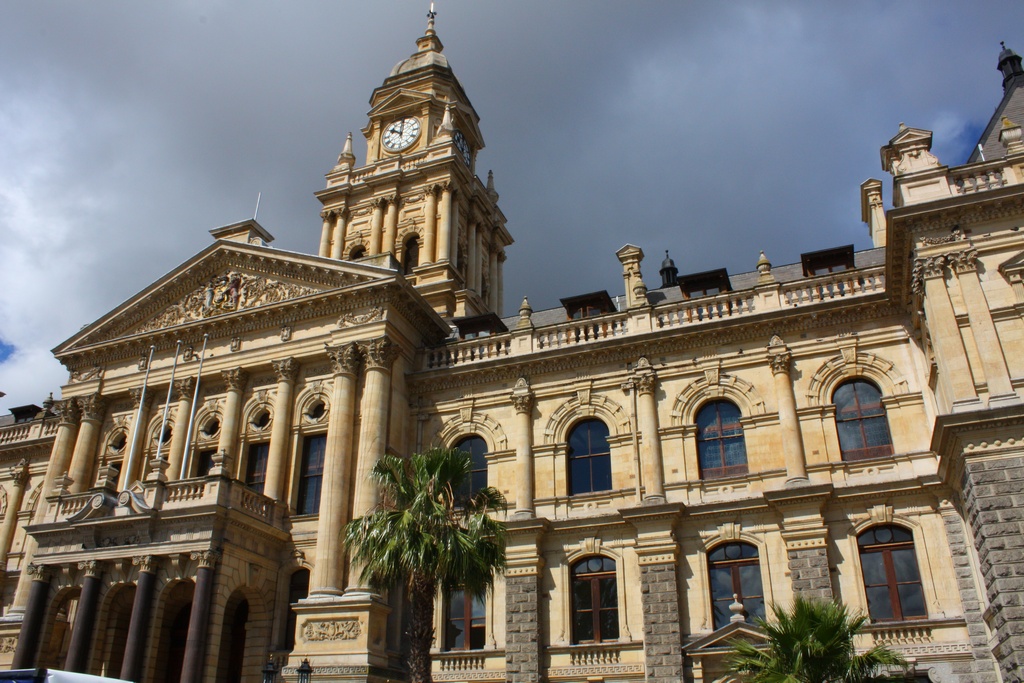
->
xmin=136 ymin=271 xmax=321 ymax=334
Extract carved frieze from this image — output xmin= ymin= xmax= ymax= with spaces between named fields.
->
xmin=136 ymin=271 xmax=320 ymax=333
xmin=303 ymin=618 xmax=362 ymax=642
xmin=337 ymin=306 xmax=384 ymax=328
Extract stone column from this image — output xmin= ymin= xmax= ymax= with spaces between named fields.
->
xmin=423 ymin=185 xmax=438 ymax=264
xmin=330 ymin=209 xmax=348 ymax=260
xmin=66 ymin=560 xmax=104 ymax=672
xmin=510 ymin=379 xmax=535 ymax=517
xmin=13 ymin=564 xmax=51 ymax=668
xmin=634 ymin=360 xmax=666 ymax=501
xmin=369 ymin=197 xmax=385 ymax=255
xmin=488 ymin=246 xmax=499 ymax=311
xmin=438 ymin=184 xmax=452 ymax=264
xmin=767 ymin=340 xmax=807 ymax=483
xmin=950 ymin=249 xmax=1016 ymax=402
xmin=310 ymin=343 xmax=361 ymax=596
xmin=165 ymin=377 xmax=195 ymax=482
xmin=119 ymin=387 xmax=152 ymax=489
xmin=68 ymin=393 xmax=106 ymax=494
xmin=504 ymin=519 xmax=547 ymax=683
xmin=318 ymin=211 xmax=333 ymax=258
xmin=264 ymin=358 xmax=298 ymax=502
xmin=347 ymin=338 xmax=397 ymax=593
xmin=120 ymin=555 xmax=159 ymax=683
xmin=217 ymin=369 xmax=248 ymax=475
xmin=181 ymin=549 xmax=220 ymax=683
xmin=466 ymin=218 xmax=478 ymax=291
xmin=0 ymin=461 xmax=29 ymax=574
xmin=914 ymin=256 xmax=979 ymax=408
xmin=382 ymin=195 xmax=399 ymax=255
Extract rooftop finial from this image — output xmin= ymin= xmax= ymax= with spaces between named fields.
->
xmin=426 ymin=2 xmax=437 ymax=35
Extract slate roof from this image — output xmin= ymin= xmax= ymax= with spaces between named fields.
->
xmin=968 ymin=45 xmax=1024 ymax=164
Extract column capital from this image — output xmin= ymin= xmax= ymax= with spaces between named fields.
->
xmin=190 ymin=548 xmax=221 ymax=569
xmin=132 ymin=555 xmax=159 ymax=575
xmin=25 ymin=563 xmax=51 ymax=582
xmin=634 ymin=371 xmax=657 ymax=396
xmin=78 ymin=559 xmax=104 ymax=578
xmin=54 ymin=398 xmax=81 ymax=426
xmin=361 ymin=337 xmax=398 ymax=370
xmin=326 ymin=342 xmax=362 ymax=376
xmin=911 ymin=255 xmax=948 ymax=293
xmin=10 ymin=459 xmax=30 ymax=488
xmin=948 ymin=247 xmax=979 ymax=274
xmin=767 ymin=349 xmax=792 ymax=375
xmin=76 ymin=393 xmax=106 ymax=423
xmin=272 ymin=357 xmax=300 ymax=383
xmin=128 ymin=386 xmax=152 ymax=409
xmin=173 ymin=377 xmax=196 ymax=401
xmin=221 ymin=368 xmax=249 ymax=391
xmin=510 ymin=377 xmax=534 ymax=414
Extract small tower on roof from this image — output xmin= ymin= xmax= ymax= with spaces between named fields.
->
xmin=660 ymin=251 xmax=678 ymax=288
xmin=969 ymin=42 xmax=1024 ymax=163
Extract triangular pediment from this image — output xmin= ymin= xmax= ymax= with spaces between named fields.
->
xmin=685 ymin=621 xmax=767 ymax=654
xmin=368 ymin=89 xmax=434 ymax=118
xmin=55 ymin=241 xmax=397 ymax=353
xmin=999 ymin=249 xmax=1024 ymax=275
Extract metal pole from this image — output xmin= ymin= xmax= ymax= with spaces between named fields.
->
xmin=155 ymin=340 xmax=183 ymax=462
xmin=124 ymin=345 xmax=156 ymax=485
xmin=180 ymin=334 xmax=210 ymax=479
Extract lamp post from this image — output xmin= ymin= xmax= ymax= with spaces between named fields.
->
xmin=296 ymin=658 xmax=313 ymax=683
xmin=261 ymin=656 xmax=277 ymax=683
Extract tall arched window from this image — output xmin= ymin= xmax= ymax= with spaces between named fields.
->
xmin=403 ymin=235 xmax=420 ymax=274
xmin=567 ymin=419 xmax=612 ymax=495
xmin=454 ymin=435 xmax=488 ymax=495
xmin=707 ymin=542 xmax=764 ymax=629
xmin=834 ymin=379 xmax=893 ymax=461
xmin=571 ymin=557 xmax=619 ymax=643
xmin=858 ymin=525 xmax=926 ymax=622
xmin=696 ymin=401 xmax=747 ymax=479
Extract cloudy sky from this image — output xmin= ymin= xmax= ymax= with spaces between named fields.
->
xmin=1 ymin=1 xmax=1022 ymax=410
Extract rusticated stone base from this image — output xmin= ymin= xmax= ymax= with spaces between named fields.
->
xmin=639 ymin=562 xmax=683 ymax=682
xmin=787 ymin=547 xmax=833 ymax=600
xmin=505 ymin=573 xmax=541 ymax=683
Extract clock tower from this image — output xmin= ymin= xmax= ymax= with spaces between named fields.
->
xmin=315 ymin=11 xmax=511 ymax=319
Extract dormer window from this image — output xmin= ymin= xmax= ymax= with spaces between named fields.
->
xmin=452 ymin=313 xmax=508 ymax=340
xmin=801 ymin=245 xmax=854 ymax=276
xmin=560 ymin=291 xmax=615 ymax=320
xmin=678 ymin=269 xmax=731 ymax=299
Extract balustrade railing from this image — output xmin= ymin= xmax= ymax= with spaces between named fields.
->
xmin=655 ymin=292 xmax=755 ymax=329
xmin=0 ymin=419 xmax=58 ymax=446
xmin=781 ymin=269 xmax=884 ymax=307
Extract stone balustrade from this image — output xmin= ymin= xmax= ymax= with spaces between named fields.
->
xmin=0 ymin=419 xmax=59 ymax=446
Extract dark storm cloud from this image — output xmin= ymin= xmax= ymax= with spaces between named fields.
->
xmin=1 ymin=1 xmax=1021 ymax=407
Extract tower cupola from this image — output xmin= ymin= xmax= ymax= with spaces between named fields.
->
xmin=998 ymin=41 xmax=1024 ymax=92
xmin=660 ymin=250 xmax=679 ymax=288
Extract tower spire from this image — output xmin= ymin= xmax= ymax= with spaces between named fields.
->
xmin=426 ymin=2 xmax=437 ymax=35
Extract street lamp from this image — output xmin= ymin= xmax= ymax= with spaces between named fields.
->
xmin=297 ymin=658 xmax=313 ymax=683
xmin=261 ymin=656 xmax=277 ymax=683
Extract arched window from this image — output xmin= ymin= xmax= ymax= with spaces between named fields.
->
xmin=858 ymin=525 xmax=926 ymax=622
xmin=571 ymin=557 xmax=618 ymax=643
xmin=707 ymin=542 xmax=764 ymax=629
xmin=349 ymin=245 xmax=366 ymax=260
xmin=567 ymin=419 xmax=612 ymax=495
xmin=834 ymin=380 xmax=893 ymax=461
xmin=696 ymin=401 xmax=747 ymax=479
xmin=445 ymin=590 xmax=485 ymax=650
xmin=454 ymin=435 xmax=488 ymax=495
xmin=403 ymin=235 xmax=420 ymax=275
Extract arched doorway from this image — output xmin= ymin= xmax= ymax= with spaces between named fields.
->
xmin=96 ymin=583 xmax=135 ymax=678
xmin=38 ymin=588 xmax=80 ymax=670
xmin=215 ymin=588 xmax=269 ymax=683
xmin=152 ymin=581 xmax=195 ymax=683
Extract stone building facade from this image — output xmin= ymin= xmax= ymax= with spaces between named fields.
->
xmin=0 ymin=18 xmax=1023 ymax=683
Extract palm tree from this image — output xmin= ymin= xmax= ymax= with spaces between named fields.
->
xmin=343 ymin=448 xmax=507 ymax=683
xmin=730 ymin=597 xmax=907 ymax=683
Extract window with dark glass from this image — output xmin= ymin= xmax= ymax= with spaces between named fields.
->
xmin=708 ymin=542 xmax=765 ymax=629
xmin=678 ymin=268 xmax=731 ymax=299
xmin=195 ymin=449 xmax=217 ymax=477
xmin=285 ymin=569 xmax=309 ymax=650
xmin=245 ymin=442 xmax=269 ymax=494
xmin=445 ymin=590 xmax=485 ymax=650
xmin=801 ymin=245 xmax=855 ymax=276
xmin=297 ymin=435 xmax=326 ymax=514
xmin=834 ymin=380 xmax=893 ymax=461
xmin=858 ymin=525 xmax=926 ymax=622
xmin=571 ymin=557 xmax=619 ymax=643
xmin=454 ymin=436 xmax=488 ymax=496
xmin=696 ymin=401 xmax=748 ymax=479
xmin=403 ymin=236 xmax=420 ymax=275
xmin=560 ymin=291 xmax=615 ymax=320
xmin=567 ymin=420 xmax=612 ymax=495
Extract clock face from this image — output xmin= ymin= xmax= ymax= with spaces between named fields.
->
xmin=382 ymin=117 xmax=421 ymax=152
xmin=453 ymin=130 xmax=471 ymax=165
